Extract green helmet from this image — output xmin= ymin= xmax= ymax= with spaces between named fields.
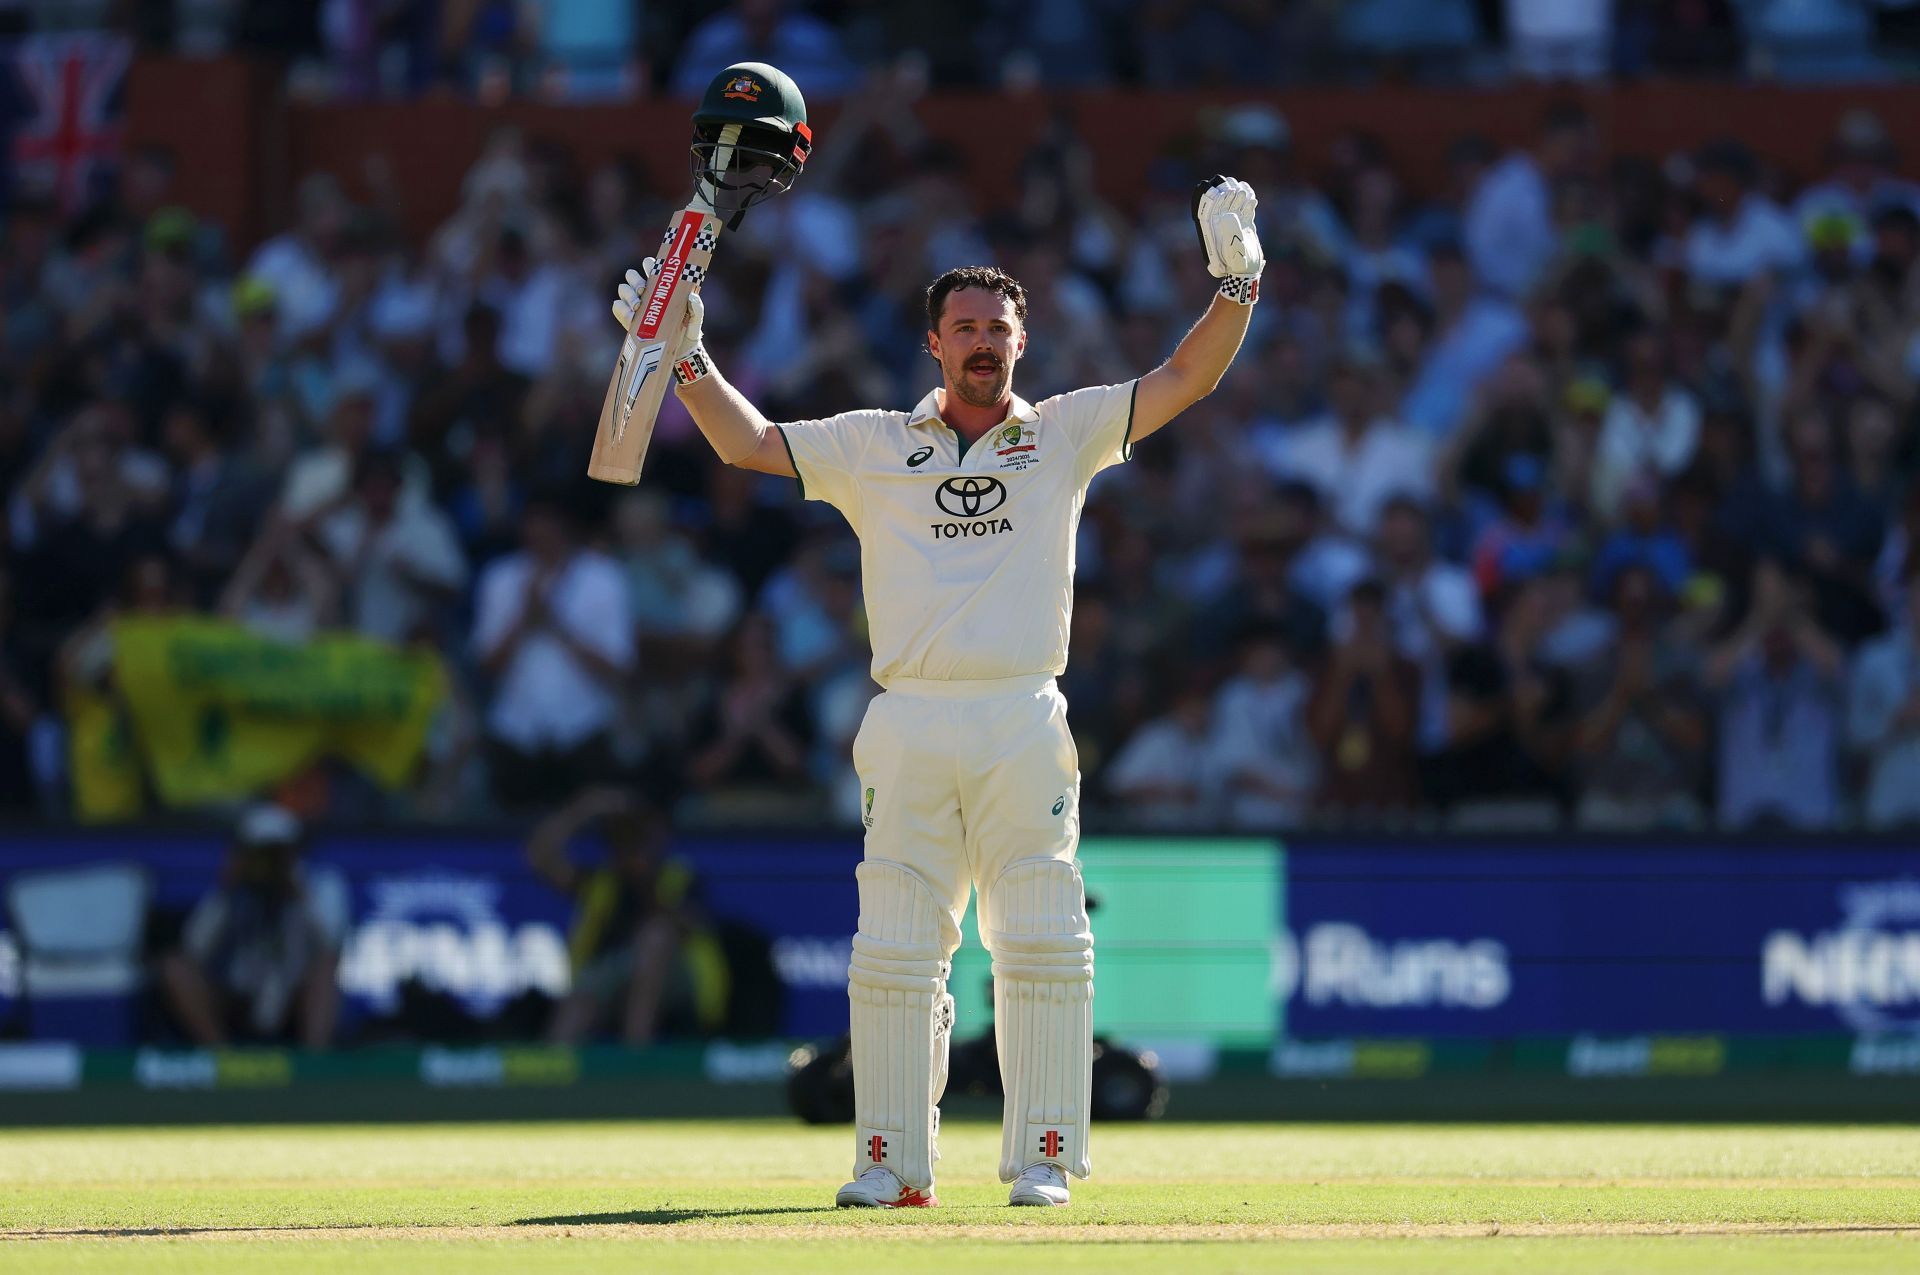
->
xmin=691 ymin=62 xmax=812 ymax=224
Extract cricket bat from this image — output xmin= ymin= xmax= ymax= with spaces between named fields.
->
xmin=587 ymin=201 xmax=722 ymax=485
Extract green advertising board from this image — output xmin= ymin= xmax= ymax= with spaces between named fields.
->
xmin=946 ymin=838 xmax=1281 ymax=1048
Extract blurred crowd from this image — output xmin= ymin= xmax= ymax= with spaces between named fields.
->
xmin=12 ymin=48 xmax=1920 ymax=834
xmin=29 ymin=0 xmax=1920 ymax=98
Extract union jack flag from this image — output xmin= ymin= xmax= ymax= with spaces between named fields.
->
xmin=6 ymin=32 xmax=131 ymax=213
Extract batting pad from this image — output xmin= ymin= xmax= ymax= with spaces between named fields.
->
xmin=847 ymin=860 xmax=958 ymax=1189
xmin=984 ymin=857 xmax=1095 ymax=1182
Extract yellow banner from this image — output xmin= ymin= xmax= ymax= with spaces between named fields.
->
xmin=102 ymin=617 xmax=446 ymax=809
xmin=66 ymin=677 xmax=145 ymax=823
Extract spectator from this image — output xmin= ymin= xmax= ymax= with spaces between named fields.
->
xmin=1592 ymin=327 xmax=1702 ymax=520
xmin=1591 ymin=473 xmax=1693 ymax=601
xmin=156 ymin=806 xmax=346 ymax=1048
xmin=1769 ymin=407 xmax=1887 ymax=645
xmin=685 ymin=613 xmax=813 ymax=798
xmin=1845 ymin=393 xmax=1904 ymax=518
xmin=280 ymin=367 xmax=430 ymax=521
xmin=162 ymin=396 xmax=272 ymax=607
xmin=245 ymin=173 xmax=347 ymax=342
xmin=1428 ymin=603 xmax=1574 ymax=820
xmin=1472 ymin=454 xmax=1574 ymax=599
xmin=1708 ymin=561 xmax=1846 ymax=829
xmin=1444 ymin=353 xmax=1555 ymax=514
xmin=669 ymin=0 xmax=857 ymax=98
xmin=1309 ymin=579 xmax=1422 ymax=816
xmin=1363 ymin=493 xmax=1483 ymax=754
xmin=613 ymin=490 xmax=743 ymax=654
xmin=1850 ymin=558 xmax=1920 ymax=828
xmin=1506 ymin=0 xmax=1612 ymax=79
xmin=1401 ymin=242 xmax=1531 ymax=436
xmin=1684 ymin=140 xmax=1803 ymax=288
xmin=447 ymin=425 xmax=525 ymax=567
xmin=528 ymin=0 xmax=641 ymax=100
xmin=410 ymin=304 xmax=530 ymax=493
xmin=312 ymin=449 xmax=468 ymax=644
xmin=525 ymin=788 xmax=725 ymax=1044
xmin=473 ymin=492 xmax=634 ymax=809
xmin=12 ymin=405 xmax=170 ymax=641
xmin=219 ymin=513 xmax=342 ymax=645
xmin=1569 ymin=565 xmax=1709 ymax=829
xmin=1792 ymin=109 xmax=1920 ymax=251
xmin=1261 ymin=355 xmax=1432 ymax=538
xmin=1105 ymin=679 xmax=1218 ymax=829
xmin=1207 ymin=626 xmax=1319 ymax=829
xmin=1464 ymin=101 xmax=1590 ymax=301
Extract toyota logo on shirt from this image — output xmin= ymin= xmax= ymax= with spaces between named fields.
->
xmin=935 ymin=477 xmax=1008 ymax=518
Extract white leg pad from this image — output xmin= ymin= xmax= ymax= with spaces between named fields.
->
xmin=984 ymin=857 xmax=1094 ymax=1182
xmin=847 ymin=860 xmax=958 ymax=1190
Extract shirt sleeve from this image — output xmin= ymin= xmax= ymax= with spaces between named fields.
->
xmin=1043 ymin=380 xmax=1140 ymax=488
xmin=776 ymin=410 xmax=881 ymax=526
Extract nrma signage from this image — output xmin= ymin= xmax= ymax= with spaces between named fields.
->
xmin=1763 ymin=879 xmax=1920 ymax=1031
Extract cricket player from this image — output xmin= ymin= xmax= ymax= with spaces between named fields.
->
xmin=614 ymin=177 xmax=1263 ymax=1207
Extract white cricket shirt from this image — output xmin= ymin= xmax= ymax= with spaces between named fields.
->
xmin=778 ymin=381 xmax=1137 ymax=687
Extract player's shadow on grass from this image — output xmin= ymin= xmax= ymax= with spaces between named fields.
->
xmin=518 ymin=1208 xmax=829 ymax=1226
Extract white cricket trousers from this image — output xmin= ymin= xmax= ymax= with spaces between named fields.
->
xmin=853 ymin=674 xmax=1082 ymax=915
xmin=846 ymin=672 xmax=1096 ymax=1189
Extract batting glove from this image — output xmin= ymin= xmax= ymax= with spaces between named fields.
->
xmin=613 ymin=256 xmax=712 ymax=385
xmin=1192 ymin=175 xmax=1264 ymax=304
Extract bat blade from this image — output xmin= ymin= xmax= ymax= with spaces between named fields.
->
xmin=587 ymin=206 xmax=721 ymax=485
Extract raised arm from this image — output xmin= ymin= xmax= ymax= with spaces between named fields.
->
xmin=1132 ymin=176 xmax=1263 ymax=443
xmin=678 ymin=372 xmax=796 ymax=477
xmin=610 ymin=260 xmax=794 ymax=477
xmin=1133 ymin=294 xmax=1255 ymax=443
xmin=525 ymin=787 xmax=633 ymax=894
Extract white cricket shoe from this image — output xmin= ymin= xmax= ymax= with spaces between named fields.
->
xmin=836 ymin=1164 xmax=938 ymax=1209
xmin=1008 ymin=1162 xmax=1070 ymax=1207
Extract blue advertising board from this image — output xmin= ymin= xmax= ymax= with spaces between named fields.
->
xmin=0 ymin=828 xmax=862 ymax=1044
xmin=6 ymin=830 xmax=1920 ymax=1048
xmin=1278 ymin=842 xmax=1920 ymax=1038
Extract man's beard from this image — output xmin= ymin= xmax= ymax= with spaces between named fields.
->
xmin=951 ymin=357 xmax=1009 ymax=407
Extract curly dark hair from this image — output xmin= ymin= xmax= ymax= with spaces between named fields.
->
xmin=925 ymin=265 xmax=1029 ymax=331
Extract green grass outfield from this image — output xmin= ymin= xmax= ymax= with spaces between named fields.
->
xmin=2 ymin=1121 xmax=1917 ymax=1273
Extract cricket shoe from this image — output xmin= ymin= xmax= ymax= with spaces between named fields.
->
xmin=1008 ymin=1162 xmax=1070 ymax=1206
xmin=836 ymin=1164 xmax=937 ymax=1209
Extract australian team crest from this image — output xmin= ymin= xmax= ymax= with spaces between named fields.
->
xmin=995 ymin=422 xmax=1039 ymax=471
xmin=722 ymin=75 xmax=762 ymax=102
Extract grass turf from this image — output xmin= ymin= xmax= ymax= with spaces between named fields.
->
xmin=2 ymin=1122 xmax=1917 ymax=1273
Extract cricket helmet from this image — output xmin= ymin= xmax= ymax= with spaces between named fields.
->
xmin=691 ymin=62 xmax=812 ymax=225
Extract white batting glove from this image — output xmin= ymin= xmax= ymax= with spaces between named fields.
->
xmin=1192 ymin=176 xmax=1264 ymax=304
xmin=613 ymin=256 xmax=711 ymax=383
